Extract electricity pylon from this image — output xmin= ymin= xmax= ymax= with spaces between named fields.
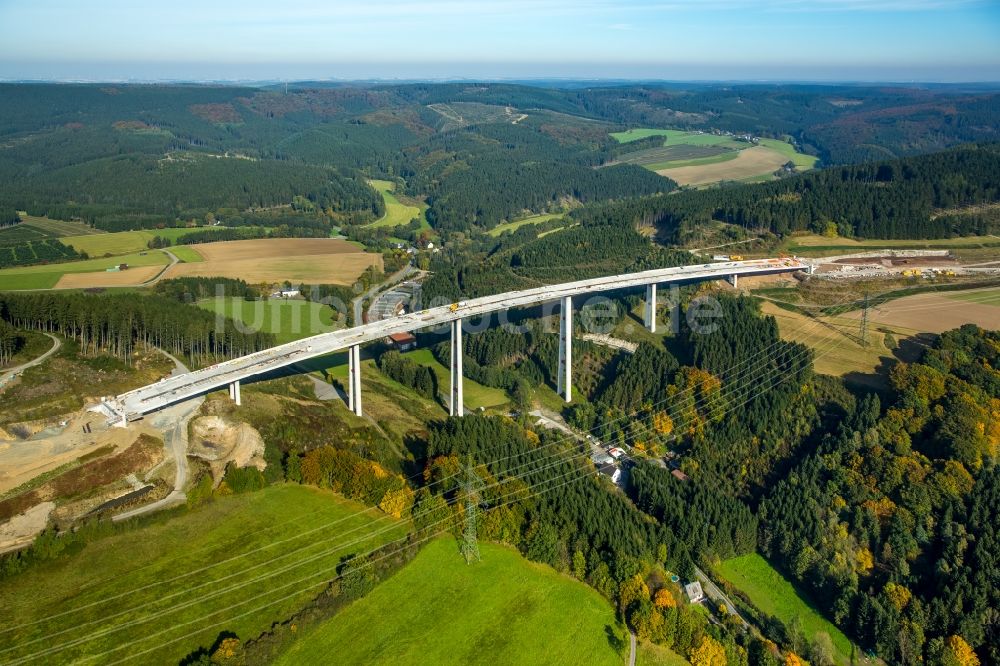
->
xmin=859 ymin=291 xmax=870 ymax=347
xmin=461 ymin=458 xmax=482 ymax=564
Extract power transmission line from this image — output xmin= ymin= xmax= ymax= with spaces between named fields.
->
xmin=461 ymin=458 xmax=481 ymax=564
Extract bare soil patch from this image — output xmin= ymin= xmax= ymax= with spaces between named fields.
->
xmin=189 ymin=415 xmax=266 ymax=484
xmin=656 ymin=145 xmax=788 ymax=186
xmin=54 ymin=265 xmax=160 ymax=289
xmin=0 ymin=433 xmax=163 ymax=522
xmin=831 ymin=255 xmax=958 ymax=267
xmin=0 ymin=502 xmax=55 ymax=554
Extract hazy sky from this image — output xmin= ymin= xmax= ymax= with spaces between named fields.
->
xmin=1 ymin=0 xmax=998 ymax=81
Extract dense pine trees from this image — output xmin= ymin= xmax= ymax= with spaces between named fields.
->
xmin=646 ymin=145 xmax=1000 ymax=240
xmin=0 ymin=292 xmax=274 ymax=362
xmin=377 ymin=351 xmax=437 ymax=399
xmin=0 ymin=318 xmax=24 ymax=364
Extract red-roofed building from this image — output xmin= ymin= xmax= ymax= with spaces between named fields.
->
xmin=387 ymin=332 xmax=417 ymax=351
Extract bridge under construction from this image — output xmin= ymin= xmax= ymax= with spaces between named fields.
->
xmin=101 ymin=258 xmax=811 ymax=424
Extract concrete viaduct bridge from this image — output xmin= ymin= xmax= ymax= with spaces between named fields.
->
xmin=101 ymin=258 xmax=810 ymax=424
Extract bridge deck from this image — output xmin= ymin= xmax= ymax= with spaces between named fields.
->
xmin=110 ymin=258 xmax=808 ymax=419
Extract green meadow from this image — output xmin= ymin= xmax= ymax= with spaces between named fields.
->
xmin=275 ymin=538 xmax=624 ymax=666
xmin=0 ymin=485 xmax=407 ymax=665
xmin=0 ymin=250 xmax=172 ymax=290
xmin=196 ymin=297 xmax=341 ymax=344
xmin=717 ymin=553 xmax=853 ymax=665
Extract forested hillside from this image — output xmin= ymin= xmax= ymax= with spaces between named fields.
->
xmin=1 ymin=82 xmax=998 ymax=241
xmin=0 ymin=291 xmax=274 ymax=361
xmin=605 ymin=144 xmax=1000 ymax=240
xmin=759 ymin=325 xmax=1000 ymax=665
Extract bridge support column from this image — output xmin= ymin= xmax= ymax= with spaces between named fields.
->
xmin=728 ymin=274 xmax=738 ymax=288
xmin=644 ymin=283 xmax=657 ymax=333
xmin=229 ymin=380 xmax=241 ymax=406
xmin=348 ymin=344 xmax=362 ymax=416
xmin=557 ymin=296 xmax=572 ymax=402
xmin=450 ymin=319 xmax=464 ymax=417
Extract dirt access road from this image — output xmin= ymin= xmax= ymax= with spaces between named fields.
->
xmin=113 ymin=350 xmax=202 ymax=521
xmin=0 ymin=333 xmax=60 ymax=392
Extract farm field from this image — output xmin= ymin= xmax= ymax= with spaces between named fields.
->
xmin=164 ymin=238 xmax=382 ymax=285
xmin=404 ymin=348 xmax=509 ymax=410
xmin=275 ymin=538 xmax=624 ymax=666
xmin=611 ymin=129 xmax=816 ymax=185
xmin=60 ymin=227 xmax=214 ymax=257
xmin=656 ymin=145 xmax=789 ymax=186
xmin=611 ymin=129 xmax=743 ymax=148
xmin=717 ymin=554 xmax=853 ymax=666
xmin=0 ymin=250 xmax=172 ymax=290
xmin=759 ymin=301 xmax=894 ymax=380
xmin=840 ymin=287 xmax=1000 ymax=334
xmin=368 ymin=179 xmax=428 ymax=231
xmin=612 ymin=144 xmax=734 ymax=168
xmin=14 ymin=214 xmax=102 ymax=237
xmin=487 ymin=212 xmax=564 ymax=237
xmin=782 ymin=232 xmax=1000 ymax=253
xmin=0 ymin=484 xmax=408 ymax=664
xmin=196 ymin=297 xmax=341 ymax=344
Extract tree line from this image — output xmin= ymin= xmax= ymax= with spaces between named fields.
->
xmin=0 ymin=291 xmax=274 ymax=363
xmin=649 ymin=144 xmax=1000 ymax=240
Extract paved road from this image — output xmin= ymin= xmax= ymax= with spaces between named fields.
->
xmin=0 ymin=332 xmax=60 ymax=391
xmin=113 ymin=350 xmax=201 ymax=521
xmin=137 ymin=249 xmax=180 ymax=286
xmin=694 ymin=566 xmax=750 ymax=629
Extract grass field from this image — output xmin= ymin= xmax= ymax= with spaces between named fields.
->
xmin=656 ymin=145 xmax=789 ymax=186
xmin=613 ymin=143 xmax=733 ymax=168
xmin=647 ymin=150 xmax=739 ymax=171
xmin=611 ymin=129 xmax=741 ymax=148
xmin=61 ymin=227 xmax=213 ymax=257
xmin=368 ymin=179 xmax=428 ymax=231
xmin=638 ymin=641 xmax=689 ymax=666
xmin=275 ymin=538 xmax=624 ymax=666
xmin=16 ymin=214 xmax=103 ymax=237
xmin=946 ymin=287 xmax=1000 ymax=305
xmin=197 ymin=297 xmax=341 ymax=344
xmin=782 ymin=233 xmax=1000 ymax=255
xmin=0 ymin=485 xmax=408 ymax=665
xmin=611 ymin=129 xmax=815 ymax=185
xmin=487 ymin=213 xmax=564 ymax=237
xmin=164 ymin=238 xmax=382 ymax=285
xmin=0 ymin=250 xmax=172 ymax=290
xmin=757 ymin=138 xmax=819 ymax=170
xmin=759 ymin=300 xmax=893 ymax=380
xmin=404 ymin=348 xmax=509 ymax=409
xmin=168 ymin=245 xmax=205 ymax=262
xmin=718 ymin=554 xmax=853 ymax=666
